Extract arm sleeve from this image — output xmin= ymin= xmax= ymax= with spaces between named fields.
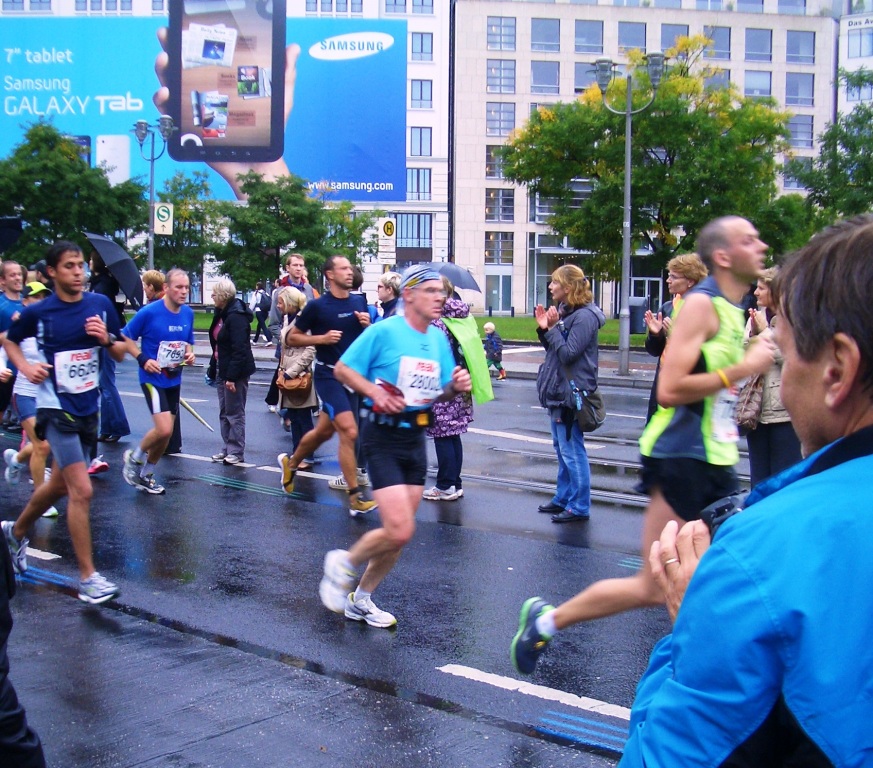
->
xmin=548 ymin=312 xmax=598 ymax=367
xmin=621 ymin=548 xmax=783 ymax=768
xmin=644 ymin=332 xmax=666 ymax=358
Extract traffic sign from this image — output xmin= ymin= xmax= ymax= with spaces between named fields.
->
xmin=377 ymin=217 xmax=396 ymax=264
xmin=154 ymin=203 xmax=174 ymax=235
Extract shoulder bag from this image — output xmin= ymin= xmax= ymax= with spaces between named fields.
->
xmin=735 ymin=374 xmax=764 ymax=432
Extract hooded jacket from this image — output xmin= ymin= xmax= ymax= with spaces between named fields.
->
xmin=208 ymin=297 xmax=257 ymax=383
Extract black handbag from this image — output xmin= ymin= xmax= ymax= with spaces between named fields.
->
xmin=573 ymin=384 xmax=606 ymax=432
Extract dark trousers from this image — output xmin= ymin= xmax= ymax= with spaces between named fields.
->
xmin=434 ymin=434 xmax=464 ymax=491
xmin=252 ymin=311 xmax=272 ymax=343
xmin=747 ymin=420 xmax=802 ymax=487
xmin=282 ymin=407 xmax=314 ymax=454
xmin=0 ymin=547 xmax=46 ymax=768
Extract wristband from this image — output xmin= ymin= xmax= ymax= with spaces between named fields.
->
xmin=715 ymin=368 xmax=731 ymax=389
xmin=137 ymin=353 xmax=149 ymax=368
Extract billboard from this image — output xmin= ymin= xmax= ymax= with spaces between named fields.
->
xmin=0 ymin=16 xmax=407 ymax=201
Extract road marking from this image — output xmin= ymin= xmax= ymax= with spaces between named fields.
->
xmin=25 ymin=547 xmax=61 ymax=562
xmin=468 ymin=427 xmax=605 ymax=450
xmin=118 ymin=391 xmax=207 ymax=403
xmin=437 ymin=664 xmax=631 ymax=720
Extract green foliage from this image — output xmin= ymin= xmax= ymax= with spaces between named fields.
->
xmin=501 ymin=38 xmax=791 ymax=279
xmin=753 ymin=194 xmax=821 ymax=260
xmin=0 ymin=121 xmax=147 ymax=264
xmin=786 ymin=69 xmax=873 ymax=219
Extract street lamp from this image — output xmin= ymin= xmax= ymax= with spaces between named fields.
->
xmin=595 ymin=52 xmax=665 ymax=376
xmin=133 ymin=115 xmax=176 ymax=270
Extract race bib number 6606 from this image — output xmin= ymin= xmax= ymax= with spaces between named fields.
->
xmin=54 ymin=347 xmax=100 ymax=395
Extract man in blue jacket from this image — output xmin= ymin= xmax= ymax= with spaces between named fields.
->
xmin=622 ymin=215 xmax=873 ymax=766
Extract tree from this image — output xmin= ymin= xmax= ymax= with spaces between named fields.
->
xmin=786 ymin=69 xmax=873 ymax=219
xmin=501 ymin=38 xmax=793 ymax=279
xmin=147 ymin=171 xmax=222 ymax=276
xmin=0 ymin=121 xmax=147 ymax=265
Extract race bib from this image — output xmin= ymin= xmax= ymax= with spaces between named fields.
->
xmin=396 ymin=356 xmax=443 ymax=407
xmin=54 ymin=347 xmax=99 ymax=395
xmin=157 ymin=340 xmax=186 ymax=369
xmin=711 ymin=385 xmax=740 ymax=443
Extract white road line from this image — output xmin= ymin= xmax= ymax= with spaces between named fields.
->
xmin=24 ymin=547 xmax=61 ymax=562
xmin=169 ymin=453 xmax=256 ymax=468
xmin=467 ymin=427 xmax=605 ymax=450
xmin=438 ymin=664 xmax=631 ymax=721
xmin=118 ymin=391 xmax=207 ymax=403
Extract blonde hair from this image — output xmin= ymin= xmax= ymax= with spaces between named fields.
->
xmin=378 ymin=271 xmax=401 ymax=297
xmin=142 ymin=269 xmax=166 ymax=292
xmin=212 ymin=278 xmax=236 ymax=304
xmin=666 ymin=253 xmax=708 ymax=284
xmin=278 ymin=286 xmax=306 ymax=314
xmin=758 ymin=266 xmax=777 ymax=284
xmin=483 ymin=322 xmax=495 ymax=333
xmin=551 ymin=264 xmax=592 ymax=307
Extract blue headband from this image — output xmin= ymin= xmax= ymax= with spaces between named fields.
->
xmin=400 ymin=266 xmax=442 ymax=292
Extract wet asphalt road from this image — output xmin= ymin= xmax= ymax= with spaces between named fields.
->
xmin=0 ymin=359 xmax=738 ymax=767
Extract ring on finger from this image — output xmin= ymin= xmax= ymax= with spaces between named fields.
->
xmin=664 ymin=558 xmax=680 ymax=566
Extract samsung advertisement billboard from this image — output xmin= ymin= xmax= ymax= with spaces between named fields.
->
xmin=0 ymin=14 xmax=407 ymax=202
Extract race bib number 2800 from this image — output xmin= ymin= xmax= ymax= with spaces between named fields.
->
xmin=54 ymin=347 xmax=99 ymax=395
xmin=396 ymin=356 xmax=442 ymax=407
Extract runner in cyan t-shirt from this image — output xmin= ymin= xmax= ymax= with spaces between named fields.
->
xmin=119 ymin=268 xmax=196 ymax=495
xmin=315 ymin=265 xmax=472 ymax=628
xmin=1 ymin=241 xmax=127 ymax=605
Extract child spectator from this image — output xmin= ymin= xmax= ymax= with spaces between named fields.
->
xmin=483 ymin=322 xmax=506 ymax=381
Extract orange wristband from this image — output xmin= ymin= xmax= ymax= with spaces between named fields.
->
xmin=715 ymin=368 xmax=731 ymax=389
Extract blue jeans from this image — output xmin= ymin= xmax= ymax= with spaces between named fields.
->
xmin=550 ymin=415 xmax=591 ymax=517
xmin=98 ymin=351 xmax=130 ymax=437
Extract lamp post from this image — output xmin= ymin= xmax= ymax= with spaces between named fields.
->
xmin=133 ymin=115 xmax=176 ymax=271
xmin=595 ymin=52 xmax=665 ymax=376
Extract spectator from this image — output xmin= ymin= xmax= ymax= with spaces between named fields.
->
xmin=249 ymin=281 xmax=273 ymax=346
xmin=142 ymin=270 xmax=166 ymax=303
xmin=376 ymin=271 xmax=402 ymax=319
xmin=482 ymin=321 xmax=506 ymax=381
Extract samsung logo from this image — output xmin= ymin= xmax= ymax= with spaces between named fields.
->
xmin=309 ymin=33 xmax=394 ymax=61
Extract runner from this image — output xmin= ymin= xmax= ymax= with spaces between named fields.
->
xmin=314 ymin=265 xmax=472 ymax=627
xmin=119 ymin=268 xmax=195 ymax=494
xmin=1 ymin=241 xmax=125 ymax=604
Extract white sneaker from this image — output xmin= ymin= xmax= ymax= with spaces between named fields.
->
xmin=41 ymin=506 xmax=59 ymax=518
xmin=4 ymin=448 xmax=22 ymax=485
xmin=328 ymin=470 xmax=370 ymax=490
xmin=344 ymin=593 xmax=397 ymax=628
xmin=319 ymin=549 xmax=357 ymax=614
xmin=422 ymin=485 xmax=460 ymax=501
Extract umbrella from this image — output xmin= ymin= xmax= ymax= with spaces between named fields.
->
xmin=84 ymin=232 xmax=144 ymax=310
xmin=423 ymin=262 xmax=481 ymax=293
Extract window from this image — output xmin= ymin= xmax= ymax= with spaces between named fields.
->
xmin=575 ymin=62 xmax=596 ymax=93
xmin=411 ymin=32 xmax=433 ymax=61
xmin=485 ymin=232 xmax=514 ymax=265
xmin=531 ymin=18 xmax=560 ymax=52
xmin=614 ymin=0 xmax=642 ymax=6
xmin=531 ymin=61 xmax=560 ymax=94
xmin=697 ymin=0 xmax=723 ymax=7
xmin=788 ymin=115 xmax=814 ymax=148
xmin=486 ymin=102 xmax=515 ymax=137
xmin=412 ymin=0 xmax=433 ymax=13
xmin=783 ymin=158 xmax=811 ymax=190
xmin=705 ymin=26 xmax=731 ymax=59
xmin=787 ymin=31 xmax=815 ymax=64
xmin=321 ymin=0 xmax=332 ymax=11
xmin=745 ymin=71 xmax=771 ymax=97
xmin=486 ymin=60 xmax=516 ymax=94
xmin=619 ymin=22 xmax=647 ymax=54
xmin=487 ymin=16 xmax=516 ymax=51
xmin=847 ymin=82 xmax=873 ymax=101
xmin=486 ymin=189 xmax=515 ymax=222
xmin=306 ymin=0 xmax=317 ymax=9
xmin=397 ymin=213 xmax=431 ymax=248
xmin=778 ymin=0 xmax=805 ymax=12
xmin=661 ymin=24 xmax=688 ymax=52
xmin=410 ymin=127 xmax=432 ymax=157
xmin=407 ymin=168 xmax=431 ymax=201
xmin=411 ymin=80 xmax=432 ymax=108
xmin=848 ymin=29 xmax=873 ymax=58
xmin=654 ymin=0 xmax=682 ymax=6
xmin=3 ymin=0 xmax=24 ymax=8
xmin=705 ymin=68 xmax=731 ymax=89
xmin=786 ymin=73 xmax=814 ymax=106
xmin=385 ymin=0 xmax=405 ymax=12
xmin=745 ymin=29 xmax=772 ymax=62
xmin=529 ymin=193 xmax=557 ymax=223
xmin=486 ymin=146 xmax=505 ymax=179
xmin=737 ymin=0 xmax=763 ymax=10
xmin=575 ymin=20 xmax=603 ymax=54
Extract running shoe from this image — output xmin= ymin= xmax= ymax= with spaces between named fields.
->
xmin=456 ymin=488 xmax=464 ymax=498
xmin=319 ymin=549 xmax=358 ymax=613
xmin=223 ymin=454 xmax=243 ymax=465
xmin=211 ymin=451 xmax=228 ymax=462
xmin=344 ymin=593 xmax=397 ymax=628
xmin=78 ymin=572 xmax=120 ymax=605
xmin=4 ymin=448 xmax=22 ymax=485
xmin=349 ymin=497 xmax=378 ymax=518
xmin=1 ymin=520 xmax=28 ymax=574
xmin=41 ymin=506 xmax=59 ymax=518
xmin=328 ymin=470 xmax=370 ymax=490
xmin=121 ymin=450 xmax=140 ymax=487
xmin=88 ymin=456 xmax=110 ymax=475
xmin=278 ymin=453 xmax=296 ymax=493
xmin=130 ymin=472 xmax=166 ymax=495
xmin=510 ymin=597 xmax=555 ymax=675
xmin=422 ymin=485 xmax=459 ymax=501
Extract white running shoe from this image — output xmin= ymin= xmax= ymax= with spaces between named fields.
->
xmin=328 ymin=470 xmax=370 ymax=490
xmin=1 ymin=520 xmax=28 ymax=574
xmin=41 ymin=506 xmax=59 ymax=518
xmin=4 ymin=448 xmax=22 ymax=485
xmin=319 ymin=549 xmax=357 ymax=614
xmin=422 ymin=485 xmax=460 ymax=501
xmin=78 ymin=572 xmax=120 ymax=605
xmin=344 ymin=593 xmax=397 ymax=628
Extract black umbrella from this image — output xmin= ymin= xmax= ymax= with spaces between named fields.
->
xmin=84 ymin=233 xmax=144 ymax=310
xmin=423 ymin=262 xmax=481 ymax=292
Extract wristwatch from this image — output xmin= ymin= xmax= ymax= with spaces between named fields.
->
xmin=102 ymin=333 xmax=118 ymax=348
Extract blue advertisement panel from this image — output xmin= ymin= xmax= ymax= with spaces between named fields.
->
xmin=0 ymin=16 xmax=407 ymax=201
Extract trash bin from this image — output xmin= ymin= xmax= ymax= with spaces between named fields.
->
xmin=628 ymin=297 xmax=647 ymax=335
